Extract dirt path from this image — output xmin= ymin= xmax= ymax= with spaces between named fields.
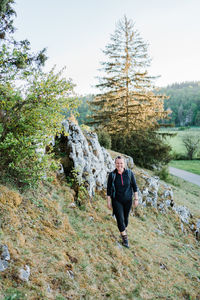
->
xmin=169 ymin=167 xmax=200 ymax=187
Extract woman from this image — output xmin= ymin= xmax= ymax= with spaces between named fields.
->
xmin=107 ymin=156 xmax=138 ymax=248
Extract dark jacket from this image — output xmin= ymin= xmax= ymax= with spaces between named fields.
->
xmin=107 ymin=169 xmax=137 ymax=203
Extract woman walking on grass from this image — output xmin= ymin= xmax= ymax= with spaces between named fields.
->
xmin=107 ymin=156 xmax=138 ymax=248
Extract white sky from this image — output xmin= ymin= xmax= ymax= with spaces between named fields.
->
xmin=14 ymin=0 xmax=200 ymax=95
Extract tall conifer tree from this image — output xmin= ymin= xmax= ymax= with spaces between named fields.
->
xmin=89 ymin=16 xmax=169 ymax=133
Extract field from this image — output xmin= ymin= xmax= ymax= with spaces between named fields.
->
xmin=160 ymin=127 xmax=200 ymax=156
xmin=169 ymin=160 xmax=200 ymax=175
xmin=159 ymin=127 xmax=200 ymax=175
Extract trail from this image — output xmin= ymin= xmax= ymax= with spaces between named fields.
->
xmin=169 ymin=167 xmax=200 ymax=186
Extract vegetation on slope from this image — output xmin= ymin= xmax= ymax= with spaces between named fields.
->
xmin=0 ymin=167 xmax=199 ymax=300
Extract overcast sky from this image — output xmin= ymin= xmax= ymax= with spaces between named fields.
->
xmin=14 ymin=0 xmax=200 ymax=95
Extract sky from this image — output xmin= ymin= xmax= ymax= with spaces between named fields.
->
xmin=14 ymin=0 xmax=200 ymax=95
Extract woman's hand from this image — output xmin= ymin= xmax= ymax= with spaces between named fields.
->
xmin=107 ymin=196 xmax=112 ymax=210
xmin=133 ymin=192 xmax=139 ymax=208
xmin=133 ymin=199 xmax=139 ymax=208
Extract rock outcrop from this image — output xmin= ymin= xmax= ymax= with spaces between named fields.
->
xmin=61 ymin=120 xmax=115 ymax=197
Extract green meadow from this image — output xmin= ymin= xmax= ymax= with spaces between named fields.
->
xmin=169 ymin=160 xmax=200 ymax=175
xmin=160 ymin=127 xmax=200 ymax=175
xmin=161 ymin=127 xmax=200 ymax=156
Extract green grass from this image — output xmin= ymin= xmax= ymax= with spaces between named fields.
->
xmin=159 ymin=173 xmax=200 ymax=218
xmin=161 ymin=127 xmax=200 ymax=156
xmin=169 ymin=160 xmax=200 ymax=175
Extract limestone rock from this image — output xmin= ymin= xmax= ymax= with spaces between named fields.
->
xmin=0 ymin=259 xmax=8 ymax=272
xmin=195 ymin=219 xmax=200 ymax=240
xmin=0 ymin=244 xmax=10 ymax=272
xmin=0 ymin=245 xmax=10 ymax=261
xmin=18 ymin=265 xmax=30 ymax=282
xmin=62 ymin=120 xmax=115 ymax=196
xmin=173 ymin=205 xmax=192 ymax=224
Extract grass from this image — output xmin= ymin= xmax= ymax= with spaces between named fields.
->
xmin=161 ymin=127 xmax=200 ymax=156
xmin=159 ymin=173 xmax=200 ymax=218
xmin=0 ymin=167 xmax=199 ymax=299
xmin=169 ymin=160 xmax=200 ymax=175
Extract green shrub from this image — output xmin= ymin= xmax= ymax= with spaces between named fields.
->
xmin=171 ymin=152 xmax=188 ymax=160
xmin=4 ymin=288 xmax=26 ymax=300
xmin=0 ymin=70 xmax=78 ymax=188
xmin=96 ymin=130 xmax=111 ymax=149
xmin=154 ymin=166 xmax=169 ymax=181
xmin=111 ymin=131 xmax=172 ymax=169
xmin=178 ymin=126 xmax=191 ymax=131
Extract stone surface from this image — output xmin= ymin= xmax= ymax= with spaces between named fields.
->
xmin=62 ymin=120 xmax=115 ymax=196
xmin=0 ymin=244 xmax=10 ymax=272
xmin=173 ymin=205 xmax=192 ymax=224
xmin=196 ymin=219 xmax=200 ymax=240
xmin=0 ymin=259 xmax=8 ymax=272
xmin=18 ymin=265 xmax=30 ymax=282
xmin=0 ymin=245 xmax=10 ymax=261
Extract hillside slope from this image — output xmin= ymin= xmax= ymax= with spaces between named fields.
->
xmin=0 ymin=168 xmax=199 ymax=300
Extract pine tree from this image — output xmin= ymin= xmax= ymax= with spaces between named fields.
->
xmin=89 ymin=16 xmax=169 ymax=134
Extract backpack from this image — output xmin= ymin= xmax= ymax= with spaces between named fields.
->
xmin=110 ymin=169 xmax=132 ymax=199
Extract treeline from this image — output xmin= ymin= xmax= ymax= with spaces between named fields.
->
xmin=159 ymin=81 xmax=200 ymax=126
xmin=77 ymin=82 xmax=200 ymax=127
xmin=76 ymin=94 xmax=94 ymax=125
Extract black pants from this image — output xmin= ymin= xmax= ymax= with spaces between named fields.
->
xmin=112 ymin=199 xmax=132 ymax=232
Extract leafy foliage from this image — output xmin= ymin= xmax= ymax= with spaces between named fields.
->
xmin=0 ymin=0 xmax=16 ymax=40
xmin=0 ymin=66 xmax=78 ymax=187
xmin=3 ymin=288 xmax=26 ymax=300
xmin=111 ymin=131 xmax=172 ymax=169
xmin=182 ymin=134 xmax=200 ymax=160
xmin=0 ymin=1 xmax=79 ymax=187
xmin=76 ymin=94 xmax=94 ymax=125
xmin=96 ymin=129 xmax=111 ymax=149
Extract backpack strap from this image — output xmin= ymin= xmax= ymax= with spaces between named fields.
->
xmin=127 ymin=169 xmax=132 ymax=184
xmin=111 ymin=171 xmax=116 ymax=199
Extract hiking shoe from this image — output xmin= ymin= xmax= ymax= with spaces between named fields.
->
xmin=121 ymin=235 xmax=129 ymax=248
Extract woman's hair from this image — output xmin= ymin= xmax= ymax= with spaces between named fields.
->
xmin=115 ymin=156 xmax=124 ymax=162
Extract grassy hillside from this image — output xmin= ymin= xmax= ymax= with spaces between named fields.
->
xmin=0 ymin=168 xmax=199 ymax=300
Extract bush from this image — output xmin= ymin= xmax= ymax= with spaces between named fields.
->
xmin=0 ymin=69 xmax=78 ymax=188
xmin=4 ymin=288 xmax=26 ymax=300
xmin=111 ymin=131 xmax=172 ymax=169
xmin=154 ymin=166 xmax=169 ymax=181
xmin=182 ymin=134 xmax=200 ymax=160
xmin=178 ymin=126 xmax=190 ymax=131
xmin=171 ymin=152 xmax=188 ymax=160
xmin=96 ymin=130 xmax=111 ymax=149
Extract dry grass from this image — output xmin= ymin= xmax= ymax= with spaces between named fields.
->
xmin=0 ymin=170 xmax=199 ymax=299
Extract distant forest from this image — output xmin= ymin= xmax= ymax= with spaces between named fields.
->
xmin=77 ymin=81 xmax=200 ymax=127
xmin=158 ymin=81 xmax=200 ymax=127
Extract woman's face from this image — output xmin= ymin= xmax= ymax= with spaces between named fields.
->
xmin=115 ymin=158 xmax=125 ymax=173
